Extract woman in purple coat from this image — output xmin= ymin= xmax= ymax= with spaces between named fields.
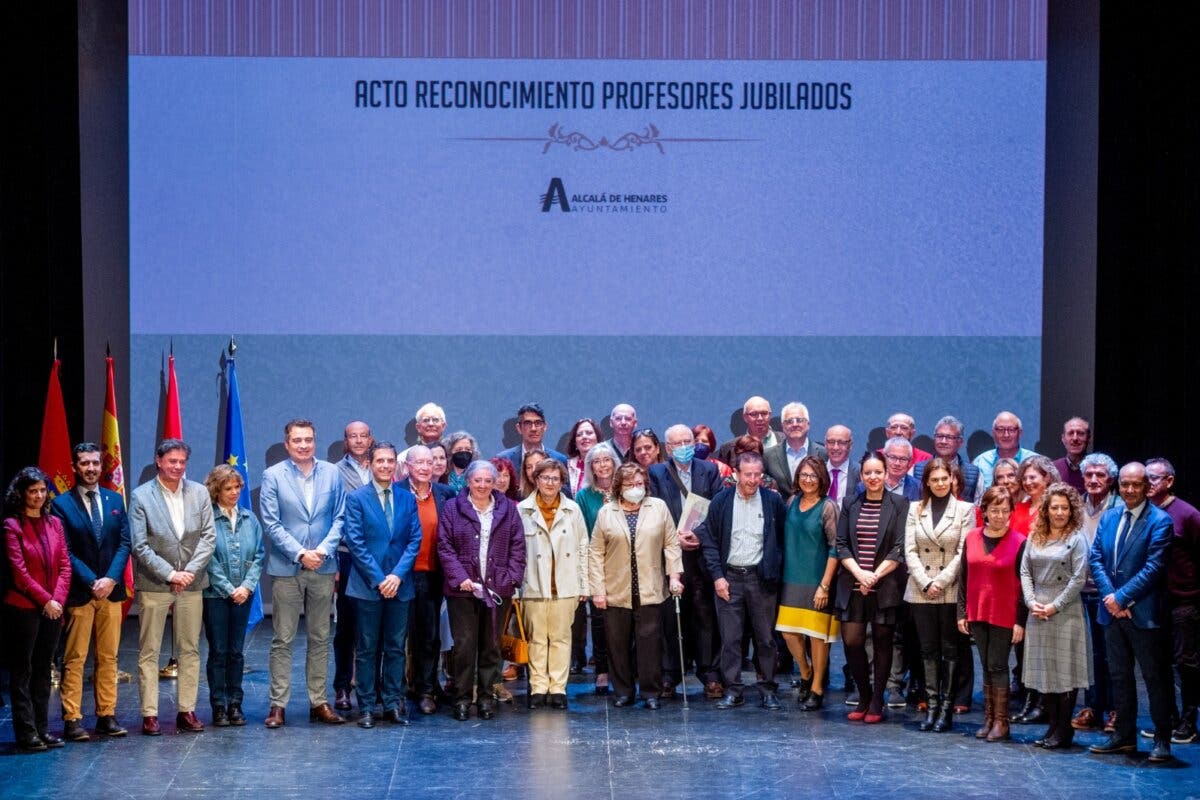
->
xmin=437 ymin=460 xmax=526 ymax=721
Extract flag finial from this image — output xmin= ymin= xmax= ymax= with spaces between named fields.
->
xmin=228 ymin=336 xmax=238 ymax=357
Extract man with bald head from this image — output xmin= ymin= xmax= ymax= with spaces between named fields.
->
xmin=333 ymin=420 xmax=374 ymax=710
xmin=649 ymin=424 xmax=726 ymax=698
xmin=607 ymin=403 xmax=638 ymax=463
xmin=1052 ymin=417 xmax=1091 ymax=494
xmin=764 ymin=402 xmax=827 ymax=501
xmin=823 ymin=425 xmax=858 ymax=507
xmin=882 ymin=413 xmax=932 ymax=469
xmin=715 ymin=396 xmax=779 ymax=466
xmin=1087 ymin=462 xmax=1176 ymax=761
xmin=972 ymin=411 xmax=1040 ymax=490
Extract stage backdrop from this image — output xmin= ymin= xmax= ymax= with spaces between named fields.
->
xmin=128 ymin=0 xmax=1046 ymax=486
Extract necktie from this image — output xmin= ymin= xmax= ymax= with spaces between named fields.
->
xmin=383 ymin=487 xmax=394 ymax=528
xmin=86 ymin=490 xmax=103 ymax=542
xmin=829 ymin=468 xmax=840 ymax=500
xmin=1114 ymin=509 xmax=1133 ymax=560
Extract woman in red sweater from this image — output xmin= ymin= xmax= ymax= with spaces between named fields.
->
xmin=957 ymin=485 xmax=1027 ymax=742
xmin=3 ymin=466 xmax=72 ymax=752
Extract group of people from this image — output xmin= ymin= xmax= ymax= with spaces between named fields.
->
xmin=1 ymin=399 xmax=1196 ymax=767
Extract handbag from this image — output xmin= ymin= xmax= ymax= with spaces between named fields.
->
xmin=499 ymin=597 xmax=529 ymax=665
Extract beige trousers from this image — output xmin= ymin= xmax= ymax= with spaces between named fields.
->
xmin=137 ymin=590 xmax=203 ymax=715
xmin=522 ymin=597 xmax=579 ymax=694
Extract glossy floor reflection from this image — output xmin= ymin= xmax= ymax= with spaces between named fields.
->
xmin=0 ymin=623 xmax=1192 ymax=799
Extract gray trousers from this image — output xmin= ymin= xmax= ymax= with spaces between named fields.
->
xmin=269 ymin=570 xmax=335 ymax=707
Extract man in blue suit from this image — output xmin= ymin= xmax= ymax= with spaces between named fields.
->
xmin=50 ymin=442 xmax=131 ymax=741
xmin=697 ymin=452 xmax=787 ymax=710
xmin=1088 ymin=462 xmax=1176 ymax=762
xmin=649 ymin=424 xmax=726 ymax=698
xmin=260 ymin=419 xmax=347 ymax=728
xmin=343 ymin=442 xmax=422 ymax=727
xmin=495 ymin=403 xmax=568 ymax=471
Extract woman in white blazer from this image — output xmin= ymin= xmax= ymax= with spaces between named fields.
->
xmin=904 ymin=457 xmax=974 ymax=733
xmin=518 ymin=459 xmax=589 ymax=709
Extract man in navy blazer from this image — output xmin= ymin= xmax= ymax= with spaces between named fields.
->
xmin=1087 ymin=462 xmax=1176 ymax=761
xmin=495 ymin=403 xmax=568 ymax=471
xmin=259 ymin=419 xmax=347 ymax=727
xmin=343 ymin=442 xmax=422 ymax=727
xmin=649 ymin=424 xmax=726 ymax=698
xmin=697 ymin=452 xmax=787 ymax=710
xmin=50 ymin=442 xmax=131 ymax=741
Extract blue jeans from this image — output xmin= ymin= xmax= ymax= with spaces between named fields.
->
xmin=203 ymin=596 xmax=252 ymax=707
xmin=355 ymin=597 xmax=411 ymax=710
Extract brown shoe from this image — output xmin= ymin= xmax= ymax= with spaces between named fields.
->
xmin=705 ymin=681 xmax=725 ymax=699
xmin=264 ymin=706 xmax=285 ymax=728
xmin=502 ymin=664 xmax=518 ymax=681
xmin=1071 ymin=706 xmax=1097 ymax=730
xmin=987 ymin=683 xmax=1011 ymax=742
xmin=1103 ymin=711 xmax=1117 ymax=733
xmin=418 ymin=695 xmax=437 ymax=715
xmin=975 ymin=685 xmax=996 ymax=740
xmin=142 ymin=715 xmax=161 ymax=736
xmin=334 ymin=688 xmax=352 ymax=711
xmin=175 ymin=711 xmax=205 ymax=732
xmin=309 ymin=703 xmax=346 ymax=724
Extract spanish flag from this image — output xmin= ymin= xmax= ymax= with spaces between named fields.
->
xmin=38 ymin=358 xmax=74 ymax=499
xmin=101 ymin=355 xmax=135 ymax=609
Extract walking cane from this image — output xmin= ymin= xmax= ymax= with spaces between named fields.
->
xmin=673 ymin=595 xmax=689 ymax=710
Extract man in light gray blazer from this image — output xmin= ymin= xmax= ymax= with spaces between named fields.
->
xmin=260 ymin=419 xmax=347 ymax=727
xmin=129 ymin=438 xmax=216 ymax=736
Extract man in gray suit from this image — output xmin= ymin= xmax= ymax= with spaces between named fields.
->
xmin=764 ymin=401 xmax=828 ymax=501
xmin=333 ymin=419 xmax=372 ymax=710
xmin=129 ymin=438 xmax=215 ymax=736
xmin=260 ymin=419 xmax=347 ymax=727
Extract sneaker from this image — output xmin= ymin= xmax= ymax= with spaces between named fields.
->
xmin=1171 ymin=720 xmax=1198 ymax=744
xmin=885 ymin=689 xmax=907 ymax=709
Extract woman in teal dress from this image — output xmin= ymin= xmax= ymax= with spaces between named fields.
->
xmin=775 ymin=455 xmax=840 ymax=710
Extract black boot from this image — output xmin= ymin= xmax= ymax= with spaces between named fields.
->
xmin=1035 ymin=692 xmax=1061 ymax=747
xmin=1014 ymin=689 xmax=1042 ymax=724
xmin=918 ymin=658 xmax=940 ymax=732
xmin=1053 ymin=692 xmax=1076 ymax=748
xmin=933 ymin=660 xmax=958 ymax=732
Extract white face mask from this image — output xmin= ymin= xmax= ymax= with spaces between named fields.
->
xmin=621 ymin=487 xmax=646 ymax=504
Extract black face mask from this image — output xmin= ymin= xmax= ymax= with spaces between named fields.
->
xmin=694 ymin=443 xmax=711 ymax=461
xmin=451 ymin=450 xmax=474 ymax=469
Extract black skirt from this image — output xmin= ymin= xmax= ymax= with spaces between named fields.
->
xmin=839 ymin=591 xmax=898 ymax=626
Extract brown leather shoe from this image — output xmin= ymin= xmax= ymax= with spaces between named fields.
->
xmin=309 ymin=703 xmax=346 ymax=724
xmin=502 ymin=664 xmax=518 ymax=681
xmin=1103 ymin=711 xmax=1117 ymax=733
xmin=142 ymin=716 xmax=162 ymax=736
xmin=1071 ymin=706 xmax=1097 ymax=730
xmin=704 ymin=681 xmax=725 ymax=699
xmin=334 ymin=688 xmax=352 ymax=710
xmin=418 ymin=695 xmax=437 ymax=715
xmin=176 ymin=711 xmax=205 ymax=732
xmin=264 ymin=706 xmax=285 ymax=728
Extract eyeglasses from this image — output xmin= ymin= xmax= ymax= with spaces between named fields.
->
xmin=537 ymin=475 xmax=562 ymax=484
xmin=744 ymin=411 xmax=771 ymax=420
xmin=796 ymin=472 xmax=819 ymax=481
xmin=993 ymin=426 xmax=1019 ymax=435
xmin=884 ymin=454 xmax=911 ymax=463
xmin=933 ymin=433 xmax=961 ymax=441
xmin=825 ymin=439 xmax=850 ymax=447
xmin=1146 ymin=473 xmax=1170 ymax=484
xmin=610 ymin=414 xmax=635 ymax=422
xmin=416 ymin=416 xmax=443 ymax=425
xmin=519 ymin=418 xmax=547 ymax=428
xmin=783 ymin=417 xmax=808 ymax=425
xmin=632 ymin=428 xmax=656 ymax=438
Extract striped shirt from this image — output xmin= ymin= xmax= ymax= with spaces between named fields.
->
xmin=855 ymin=499 xmax=882 ymax=580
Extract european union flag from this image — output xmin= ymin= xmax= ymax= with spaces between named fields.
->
xmin=222 ymin=355 xmax=264 ymax=631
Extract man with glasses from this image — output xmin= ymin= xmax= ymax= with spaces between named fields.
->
xmin=972 ymin=411 xmax=1041 ymax=490
xmin=1052 ymin=417 xmax=1092 ymax=494
xmin=496 ymin=403 xmax=568 ymax=469
xmin=1145 ymin=458 xmax=1200 ymax=744
xmin=396 ymin=446 xmax=457 ymax=715
xmin=764 ymin=402 xmax=827 ymax=502
xmin=863 ymin=438 xmax=921 ymax=502
xmin=716 ymin=396 xmax=779 ymax=466
xmin=400 ymin=404 xmax=448 ymax=479
xmin=607 ymin=403 xmax=638 ymax=463
xmin=1088 ymin=462 xmax=1175 ymax=762
xmin=823 ymin=425 xmax=858 ymax=508
xmin=913 ymin=416 xmax=984 ymax=502
xmin=881 ymin=413 xmax=932 ymax=472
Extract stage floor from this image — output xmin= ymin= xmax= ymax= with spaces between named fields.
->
xmin=0 ymin=622 xmax=1192 ymax=799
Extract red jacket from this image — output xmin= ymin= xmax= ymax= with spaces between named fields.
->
xmin=3 ymin=514 xmax=72 ymax=610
